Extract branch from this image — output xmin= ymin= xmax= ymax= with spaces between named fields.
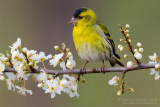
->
xmin=3 ymin=63 xmax=155 ymax=76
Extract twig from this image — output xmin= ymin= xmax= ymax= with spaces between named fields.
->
xmin=120 ymin=26 xmax=141 ymax=64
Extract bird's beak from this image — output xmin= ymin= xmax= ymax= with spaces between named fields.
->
xmin=68 ymin=17 xmax=77 ymax=24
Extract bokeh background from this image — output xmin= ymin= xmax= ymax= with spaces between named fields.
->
xmin=0 ymin=0 xmax=159 ymax=107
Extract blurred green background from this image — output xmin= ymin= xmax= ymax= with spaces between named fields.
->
xmin=0 ymin=0 xmax=159 ymax=107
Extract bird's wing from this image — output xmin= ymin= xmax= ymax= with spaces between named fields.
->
xmin=96 ymin=20 xmax=120 ymax=59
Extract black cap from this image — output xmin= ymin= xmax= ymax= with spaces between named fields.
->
xmin=73 ymin=8 xmax=87 ymax=18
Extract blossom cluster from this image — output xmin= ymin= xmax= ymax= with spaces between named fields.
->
xmin=50 ymin=44 xmax=76 ymax=70
xmin=0 ymin=38 xmax=78 ymax=98
xmin=37 ymin=72 xmax=79 ymax=98
xmin=108 ymin=76 xmax=134 ymax=96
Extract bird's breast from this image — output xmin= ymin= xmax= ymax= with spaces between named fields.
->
xmin=72 ymin=26 xmax=110 ymax=62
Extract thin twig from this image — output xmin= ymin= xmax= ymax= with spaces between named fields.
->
xmin=120 ymin=26 xmax=140 ymax=64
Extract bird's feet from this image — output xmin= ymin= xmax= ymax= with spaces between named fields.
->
xmin=80 ymin=66 xmax=86 ymax=74
xmin=101 ymin=64 xmax=105 ymax=74
xmin=80 ymin=61 xmax=88 ymax=74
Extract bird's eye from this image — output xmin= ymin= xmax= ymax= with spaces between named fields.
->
xmin=78 ymin=16 xmax=83 ymax=19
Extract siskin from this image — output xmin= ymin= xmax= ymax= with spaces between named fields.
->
xmin=69 ymin=7 xmax=124 ymax=71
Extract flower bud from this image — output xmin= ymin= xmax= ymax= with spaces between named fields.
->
xmin=124 ymin=54 xmax=128 ymax=58
xmin=118 ymin=44 xmax=124 ymax=51
xmin=137 ymin=42 xmax=142 ymax=47
xmin=124 ymin=30 xmax=129 ymax=34
xmin=134 ymin=49 xmax=138 ymax=53
xmin=68 ymin=52 xmax=72 ymax=57
xmin=118 ymin=44 xmax=122 ymax=49
xmin=139 ymin=48 xmax=144 ymax=53
xmin=128 ymin=39 xmax=131 ymax=43
xmin=54 ymin=46 xmax=59 ymax=50
xmin=129 ymin=88 xmax=134 ymax=93
xmin=119 ymin=47 xmax=124 ymax=51
xmin=157 ymin=75 xmax=160 ymax=80
xmin=66 ymin=48 xmax=70 ymax=52
xmin=117 ymin=90 xmax=122 ymax=96
xmin=29 ymin=62 xmax=33 ymax=66
xmin=125 ymin=24 xmax=130 ymax=29
xmin=126 ymin=34 xmax=130 ymax=38
xmin=120 ymin=39 xmax=124 ymax=42
xmin=127 ymin=61 xmax=133 ymax=67
xmin=81 ymin=78 xmax=86 ymax=83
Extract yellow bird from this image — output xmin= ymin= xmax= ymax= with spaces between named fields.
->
xmin=69 ymin=7 xmax=124 ymax=71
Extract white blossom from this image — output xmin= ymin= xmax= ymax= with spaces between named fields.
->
xmin=66 ymin=56 xmax=76 ymax=69
xmin=155 ymin=64 xmax=160 ymax=69
xmin=27 ymin=50 xmax=37 ymax=57
xmin=5 ymin=72 xmax=17 ymax=91
xmin=12 ymin=50 xmax=20 ymax=59
xmin=36 ymin=70 xmax=48 ymax=82
xmin=0 ymin=53 xmax=6 ymax=61
xmin=13 ymin=63 xmax=30 ymax=80
xmin=134 ymin=52 xmax=142 ymax=60
xmin=22 ymin=47 xmax=28 ymax=53
xmin=150 ymin=69 xmax=159 ymax=80
xmin=37 ymin=83 xmax=44 ymax=88
xmin=0 ymin=75 xmax=5 ymax=80
xmin=15 ymin=86 xmax=32 ymax=96
xmin=149 ymin=61 xmax=159 ymax=80
xmin=149 ymin=53 xmax=157 ymax=61
xmin=9 ymin=38 xmax=21 ymax=53
xmin=63 ymin=75 xmax=79 ymax=98
xmin=108 ymin=76 xmax=119 ymax=86
xmin=32 ymin=52 xmax=52 ymax=61
xmin=0 ymin=60 xmax=5 ymax=74
xmin=49 ymin=53 xmax=64 ymax=67
xmin=60 ymin=61 xmax=66 ymax=70
xmin=45 ymin=78 xmax=61 ymax=99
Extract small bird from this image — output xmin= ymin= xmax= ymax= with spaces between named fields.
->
xmin=69 ymin=7 xmax=124 ymax=71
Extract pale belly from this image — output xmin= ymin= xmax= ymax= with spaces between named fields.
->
xmin=77 ymin=42 xmax=110 ymax=62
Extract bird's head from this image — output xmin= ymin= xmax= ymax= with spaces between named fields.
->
xmin=69 ymin=7 xmax=97 ymax=26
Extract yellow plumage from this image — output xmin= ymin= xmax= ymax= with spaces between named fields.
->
xmin=69 ymin=7 xmax=124 ymax=70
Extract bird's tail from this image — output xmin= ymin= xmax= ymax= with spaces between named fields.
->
xmin=109 ymin=54 xmax=124 ymax=67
